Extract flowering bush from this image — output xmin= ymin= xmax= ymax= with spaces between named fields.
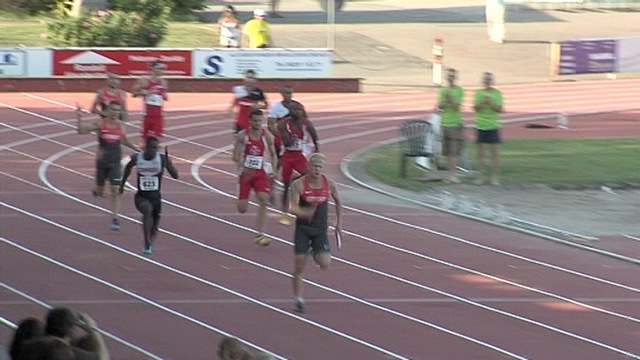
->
xmin=47 ymin=0 xmax=170 ymax=47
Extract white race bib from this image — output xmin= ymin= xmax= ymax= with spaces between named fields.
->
xmin=244 ymin=155 xmax=263 ymax=169
xmin=140 ymin=176 xmax=159 ymax=191
xmin=286 ymin=137 xmax=303 ymax=151
xmin=146 ymin=94 xmax=163 ymax=107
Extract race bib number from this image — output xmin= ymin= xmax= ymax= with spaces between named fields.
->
xmin=287 ymin=137 xmax=303 ymax=151
xmin=244 ymin=155 xmax=263 ymax=169
xmin=146 ymin=94 xmax=164 ymax=107
xmin=140 ymin=176 xmax=159 ymax=191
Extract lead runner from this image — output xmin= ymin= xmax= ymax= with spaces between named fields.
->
xmin=288 ymin=153 xmax=342 ymax=313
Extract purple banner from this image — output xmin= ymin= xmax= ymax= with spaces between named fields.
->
xmin=559 ymin=39 xmax=617 ymax=74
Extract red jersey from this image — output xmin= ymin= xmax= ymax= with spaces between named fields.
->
xmin=98 ymin=119 xmax=125 ymax=164
xmin=100 ymin=88 xmax=123 ymax=108
xmin=235 ymin=97 xmax=257 ymax=130
xmin=144 ymin=79 xmax=165 ymax=117
xmin=298 ymin=174 xmax=330 ymax=228
xmin=283 ymin=117 xmax=307 ymax=152
xmin=241 ymin=129 xmax=268 ymax=172
xmin=301 ymin=175 xmax=330 ymax=206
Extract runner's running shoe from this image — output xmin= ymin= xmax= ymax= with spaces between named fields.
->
xmin=110 ymin=219 xmax=121 ymax=231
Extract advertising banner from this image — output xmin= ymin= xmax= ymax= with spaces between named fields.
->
xmin=0 ymin=48 xmax=53 ymax=77
xmin=617 ymin=37 xmax=640 ymax=72
xmin=0 ymin=49 xmax=26 ymax=76
xmin=559 ymin=39 xmax=617 ymax=74
xmin=193 ymin=49 xmax=333 ymax=78
xmin=53 ymin=49 xmax=192 ymax=76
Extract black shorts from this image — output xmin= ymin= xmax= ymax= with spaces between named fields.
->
xmin=134 ymin=193 xmax=162 ymax=218
xmin=294 ymin=225 xmax=331 ymax=255
xmin=96 ymin=161 xmax=122 ymax=186
xmin=476 ymin=129 xmax=501 ymax=144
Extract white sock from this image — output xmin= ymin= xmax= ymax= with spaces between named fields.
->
xmin=295 ymin=296 xmax=304 ymax=303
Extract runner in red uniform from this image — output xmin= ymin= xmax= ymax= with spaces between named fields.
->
xmin=228 ymin=69 xmax=268 ymax=134
xmin=288 ymin=153 xmax=343 ymax=313
xmin=90 ymin=72 xmax=129 ymax=122
xmin=276 ymin=102 xmax=319 ymax=226
xmin=232 ymin=109 xmax=278 ymax=246
xmin=76 ymin=101 xmax=139 ymax=231
xmin=268 ymin=85 xmax=300 ymax=205
xmin=132 ymin=62 xmax=168 ymax=140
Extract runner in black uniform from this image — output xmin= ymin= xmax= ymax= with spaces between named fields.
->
xmin=120 ymin=137 xmax=178 ymax=255
xmin=288 ymin=153 xmax=343 ymax=313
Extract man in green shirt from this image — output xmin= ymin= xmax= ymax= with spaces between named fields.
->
xmin=473 ymin=71 xmax=503 ymax=185
xmin=438 ymin=68 xmax=465 ymax=183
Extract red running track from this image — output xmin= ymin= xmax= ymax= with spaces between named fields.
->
xmin=1 ymin=80 xmax=639 ymax=360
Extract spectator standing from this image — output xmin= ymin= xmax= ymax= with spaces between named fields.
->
xmin=289 ymin=153 xmax=342 ymax=313
xmin=218 ymin=5 xmax=241 ymax=48
xmin=269 ymin=0 xmax=282 ymax=18
xmin=131 ymin=61 xmax=168 ymax=141
xmin=232 ymin=109 xmax=278 ymax=246
xmin=90 ymin=72 xmax=129 ymax=122
xmin=242 ymin=9 xmax=272 ymax=48
xmin=486 ymin=0 xmax=506 ymax=43
xmin=437 ymin=68 xmax=465 ymax=183
xmin=229 ymin=70 xmax=268 ymax=134
xmin=76 ymin=101 xmax=139 ymax=231
xmin=120 ymin=136 xmax=179 ymax=255
xmin=473 ymin=72 xmax=503 ymax=186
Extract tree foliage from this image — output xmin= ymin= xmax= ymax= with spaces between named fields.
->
xmin=47 ymin=0 xmax=170 ymax=47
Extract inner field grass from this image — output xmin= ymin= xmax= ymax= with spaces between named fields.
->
xmin=364 ymin=138 xmax=640 ymax=191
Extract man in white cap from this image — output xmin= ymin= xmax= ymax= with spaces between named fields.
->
xmin=243 ymin=9 xmax=272 ymax=48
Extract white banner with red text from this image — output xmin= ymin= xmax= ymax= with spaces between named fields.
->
xmin=0 ymin=48 xmax=333 ymax=78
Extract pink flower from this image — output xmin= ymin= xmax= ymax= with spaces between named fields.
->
xmin=40 ymin=33 xmax=49 ymax=39
xmin=82 ymin=22 xmax=91 ymax=29
xmin=148 ymin=32 xmax=157 ymax=39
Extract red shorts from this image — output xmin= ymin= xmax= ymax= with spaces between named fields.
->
xmin=238 ymin=169 xmax=271 ymax=200
xmin=281 ymin=151 xmax=308 ymax=183
xmin=143 ymin=115 xmax=163 ymax=139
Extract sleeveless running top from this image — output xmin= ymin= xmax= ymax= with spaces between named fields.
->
xmin=98 ymin=119 xmax=124 ymax=164
xmin=144 ymin=79 xmax=165 ymax=117
xmin=297 ymin=175 xmax=330 ymax=228
xmin=135 ymin=152 xmax=164 ymax=198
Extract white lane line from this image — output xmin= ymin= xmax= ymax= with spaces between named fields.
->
xmin=0 ymin=281 xmax=164 ymax=360
xmin=0 ymin=206 xmax=409 ymax=360
xmin=1 ymin=137 xmax=524 ymax=358
xmin=6 ymin=95 xmax=640 ymax=358
xmin=623 ymin=234 xmax=640 ymax=242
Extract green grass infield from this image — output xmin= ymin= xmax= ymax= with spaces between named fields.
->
xmin=364 ymin=137 xmax=640 ymax=191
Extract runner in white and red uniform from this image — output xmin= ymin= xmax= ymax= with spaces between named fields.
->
xmin=229 ymin=69 xmax=267 ymax=134
xmin=288 ymin=153 xmax=342 ymax=313
xmin=90 ymin=72 xmax=128 ymax=122
xmin=132 ymin=61 xmax=168 ymax=140
xmin=76 ymin=101 xmax=139 ymax=231
xmin=276 ymin=102 xmax=319 ymax=226
xmin=232 ymin=109 xmax=277 ymax=246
